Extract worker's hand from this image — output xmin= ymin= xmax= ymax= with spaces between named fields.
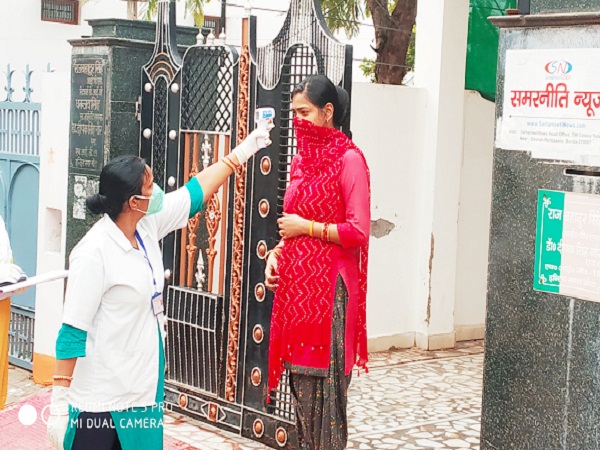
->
xmin=231 ymin=121 xmax=274 ymax=164
xmin=47 ymin=386 xmax=69 ymax=450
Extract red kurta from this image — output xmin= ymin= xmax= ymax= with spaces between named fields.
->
xmin=268 ymin=118 xmax=371 ymax=395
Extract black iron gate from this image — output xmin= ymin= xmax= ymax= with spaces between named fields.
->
xmin=139 ymin=1 xmax=352 ymax=447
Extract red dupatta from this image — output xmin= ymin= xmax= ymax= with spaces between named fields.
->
xmin=267 ymin=117 xmax=370 ymax=396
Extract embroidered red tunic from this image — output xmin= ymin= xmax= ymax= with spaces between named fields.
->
xmin=268 ymin=118 xmax=371 ymax=395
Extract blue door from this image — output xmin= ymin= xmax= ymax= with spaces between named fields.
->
xmin=0 ymin=98 xmax=41 ymax=310
xmin=6 ymin=160 xmax=40 ymax=309
xmin=0 ymin=74 xmax=41 ymax=369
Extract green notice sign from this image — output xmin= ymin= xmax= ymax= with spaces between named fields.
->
xmin=534 ymin=190 xmax=565 ymax=293
xmin=534 ymin=189 xmax=600 ymax=302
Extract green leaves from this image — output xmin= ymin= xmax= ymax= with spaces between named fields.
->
xmin=359 ymin=58 xmax=376 ymax=82
xmin=185 ymin=0 xmax=206 ymax=27
xmin=146 ymin=0 xmax=208 ymax=27
xmin=321 ymin=0 xmax=365 ymax=38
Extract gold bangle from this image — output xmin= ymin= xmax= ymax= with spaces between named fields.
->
xmin=53 ymin=375 xmax=73 ymax=381
xmin=326 ymin=224 xmax=331 ymax=242
xmin=309 ymin=220 xmax=315 ymax=238
xmin=225 ymin=154 xmax=240 ymax=168
xmin=221 ymin=158 xmax=237 ymax=172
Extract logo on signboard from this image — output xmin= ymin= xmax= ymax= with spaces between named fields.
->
xmin=545 ymin=60 xmax=573 ymax=80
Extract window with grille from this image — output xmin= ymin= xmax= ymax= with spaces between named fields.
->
xmin=203 ymin=16 xmax=222 ymax=34
xmin=41 ymin=0 xmax=79 ymax=25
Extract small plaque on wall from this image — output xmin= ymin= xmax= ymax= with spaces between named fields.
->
xmin=534 ymin=189 xmax=600 ymax=302
xmin=69 ymin=56 xmax=107 ymax=175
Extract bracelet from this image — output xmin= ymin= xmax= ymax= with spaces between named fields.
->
xmin=53 ymin=375 xmax=73 ymax=381
xmin=321 ymin=223 xmax=329 ymax=242
xmin=326 ymin=223 xmax=331 ymax=242
xmin=265 ymin=247 xmax=282 ymax=260
xmin=309 ymin=220 xmax=315 ymax=238
xmin=225 ymin=155 xmax=240 ymax=168
xmin=221 ymin=158 xmax=237 ymax=172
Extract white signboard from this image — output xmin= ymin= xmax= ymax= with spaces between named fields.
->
xmin=497 ymin=49 xmax=600 ymax=160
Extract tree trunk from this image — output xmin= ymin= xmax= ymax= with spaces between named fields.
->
xmin=127 ymin=1 xmax=138 ymax=20
xmin=367 ymin=0 xmax=417 ymax=85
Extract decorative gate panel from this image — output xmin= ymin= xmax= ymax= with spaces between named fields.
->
xmin=241 ymin=1 xmax=353 ymax=446
xmin=139 ymin=0 xmax=183 ymax=273
xmin=141 ymin=1 xmax=353 ymax=448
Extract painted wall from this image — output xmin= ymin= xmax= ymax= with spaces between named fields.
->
xmin=32 ymin=70 xmax=71 ymax=383
xmin=350 ymin=83 xmax=427 ymax=351
xmin=411 ymin=0 xmax=470 ymax=350
xmin=454 ymin=90 xmax=495 ymax=341
xmin=0 ymin=0 xmax=132 ymax=76
xmin=351 ymin=83 xmax=495 ymax=351
xmin=0 ymin=0 xmax=199 ymax=77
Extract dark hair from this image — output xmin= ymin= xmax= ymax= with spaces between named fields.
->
xmin=292 ymin=75 xmax=350 ymax=129
xmin=86 ymin=155 xmax=147 ymax=221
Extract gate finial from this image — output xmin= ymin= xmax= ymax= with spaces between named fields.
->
xmin=143 ymin=0 xmax=182 ymax=83
xmin=23 ymin=65 xmax=34 ymax=103
xmin=4 ymin=64 xmax=15 ymax=102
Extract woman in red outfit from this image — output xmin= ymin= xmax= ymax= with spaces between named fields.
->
xmin=264 ymin=75 xmax=370 ymax=450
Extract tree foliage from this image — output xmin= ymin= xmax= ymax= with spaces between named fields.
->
xmin=146 ymin=0 xmax=208 ymax=27
xmin=359 ymin=58 xmax=376 ymax=83
xmin=321 ymin=0 xmax=417 ymax=85
xmin=320 ymin=0 xmax=365 ymax=38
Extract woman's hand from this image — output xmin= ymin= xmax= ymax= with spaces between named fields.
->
xmin=277 ymin=213 xmax=310 ymax=240
xmin=264 ymin=253 xmax=279 ymax=292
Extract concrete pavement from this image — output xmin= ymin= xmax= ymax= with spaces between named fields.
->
xmin=1 ymin=341 xmax=485 ymax=449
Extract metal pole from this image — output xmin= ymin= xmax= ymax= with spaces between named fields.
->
xmin=220 ymin=0 xmax=227 ymax=33
xmin=127 ymin=0 xmax=138 ymax=20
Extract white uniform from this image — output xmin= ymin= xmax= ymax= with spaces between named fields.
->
xmin=62 ymin=188 xmax=191 ymax=412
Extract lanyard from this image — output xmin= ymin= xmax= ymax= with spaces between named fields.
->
xmin=135 ymin=230 xmax=158 ymax=292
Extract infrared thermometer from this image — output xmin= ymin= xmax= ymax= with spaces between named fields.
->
xmin=255 ymin=107 xmax=275 ymax=148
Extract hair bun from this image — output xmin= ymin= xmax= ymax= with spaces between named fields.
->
xmin=86 ymin=193 xmax=107 ymax=215
xmin=334 ymin=85 xmax=350 ymax=127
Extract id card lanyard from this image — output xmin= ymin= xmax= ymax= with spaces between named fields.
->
xmin=135 ymin=231 xmax=164 ymax=317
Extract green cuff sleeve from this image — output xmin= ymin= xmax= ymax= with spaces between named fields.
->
xmin=185 ymin=177 xmax=204 ymax=218
xmin=56 ymin=324 xmax=87 ymax=360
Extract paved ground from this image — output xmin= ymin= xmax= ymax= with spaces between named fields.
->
xmin=2 ymin=341 xmax=484 ymax=449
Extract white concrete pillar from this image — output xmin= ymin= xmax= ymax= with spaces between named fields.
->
xmin=412 ymin=0 xmax=470 ymax=349
xmin=33 ymin=71 xmax=70 ymax=384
